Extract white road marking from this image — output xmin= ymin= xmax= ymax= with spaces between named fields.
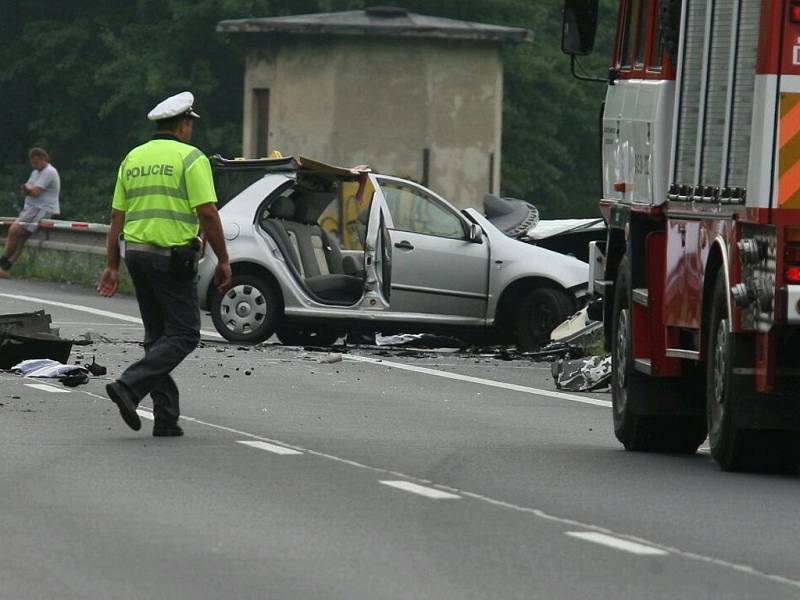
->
xmin=236 ymin=440 xmax=303 ymax=455
xmin=0 ymin=293 xmax=224 ymax=340
xmin=136 ymin=409 xmax=154 ymax=421
xmin=347 ymin=354 xmax=612 ymax=408
xmin=566 ymin=531 xmax=669 ymax=556
xmin=380 ymin=480 xmax=461 ymax=499
xmin=2 ymin=287 xmax=786 ymax=588
xmin=52 ymin=321 xmax=139 ymax=326
xmin=24 ymin=383 xmax=70 ymax=393
xmin=63 ymin=386 xmax=800 ymax=591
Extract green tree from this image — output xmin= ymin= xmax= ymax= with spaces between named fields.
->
xmin=0 ymin=0 xmax=616 ymax=221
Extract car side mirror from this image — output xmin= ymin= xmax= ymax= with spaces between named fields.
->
xmin=562 ymin=0 xmax=599 ymax=56
xmin=468 ymin=223 xmax=484 ymax=243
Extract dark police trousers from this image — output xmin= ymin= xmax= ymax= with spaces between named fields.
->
xmin=120 ymin=250 xmax=200 ymax=426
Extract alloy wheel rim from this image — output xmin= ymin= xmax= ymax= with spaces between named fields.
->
xmin=614 ymin=308 xmax=629 ymax=414
xmin=709 ymin=318 xmax=729 ymax=435
xmin=219 ymin=284 xmax=268 ymax=334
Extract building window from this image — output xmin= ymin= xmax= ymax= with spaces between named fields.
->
xmin=254 ymin=88 xmax=270 ymax=158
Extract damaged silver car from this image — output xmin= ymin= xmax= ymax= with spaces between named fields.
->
xmin=197 ymin=156 xmax=589 ymax=349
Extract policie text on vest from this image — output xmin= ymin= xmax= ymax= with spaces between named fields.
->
xmin=126 ymin=164 xmax=175 ymax=180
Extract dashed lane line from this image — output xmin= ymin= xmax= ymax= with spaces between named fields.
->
xmin=7 ymin=378 xmax=799 ymax=591
xmin=346 ymin=354 xmax=612 ymax=408
xmin=3 ymin=295 xmax=795 ymax=588
xmin=0 ymin=293 xmax=224 ymax=340
xmin=565 ymin=532 xmax=669 ymax=556
xmin=131 ymin=409 xmax=799 ymax=591
xmin=236 ymin=440 xmax=303 ymax=455
xmin=380 ymin=480 xmax=461 ymax=499
xmin=136 ymin=409 xmax=154 ymax=421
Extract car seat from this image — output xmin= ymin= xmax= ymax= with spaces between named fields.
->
xmin=262 ymin=196 xmax=363 ymax=304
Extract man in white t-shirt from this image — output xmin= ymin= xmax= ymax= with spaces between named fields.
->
xmin=0 ymin=147 xmax=61 ymax=278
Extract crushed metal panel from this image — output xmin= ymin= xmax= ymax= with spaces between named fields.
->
xmin=297 ymin=156 xmax=371 ymax=178
xmin=551 ymin=355 xmax=612 ymax=392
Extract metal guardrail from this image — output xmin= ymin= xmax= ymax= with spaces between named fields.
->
xmin=0 ymin=217 xmax=108 ymax=256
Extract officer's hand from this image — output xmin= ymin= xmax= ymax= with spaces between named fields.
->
xmin=214 ymin=261 xmax=232 ymax=293
xmin=97 ymin=268 xmax=119 ymax=297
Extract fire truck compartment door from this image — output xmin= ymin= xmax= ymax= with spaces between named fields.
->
xmin=603 ymin=80 xmax=674 ymax=206
xmin=664 ymin=219 xmax=702 ymax=329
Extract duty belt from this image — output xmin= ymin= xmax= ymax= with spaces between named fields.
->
xmin=125 ymin=242 xmax=173 ymax=256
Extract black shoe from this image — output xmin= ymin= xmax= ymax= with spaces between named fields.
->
xmin=106 ymin=381 xmax=141 ymax=431
xmin=153 ymin=423 xmax=184 ymax=437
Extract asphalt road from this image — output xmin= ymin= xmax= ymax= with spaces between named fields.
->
xmin=2 ymin=279 xmax=800 ymax=599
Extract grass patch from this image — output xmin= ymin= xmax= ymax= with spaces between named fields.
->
xmin=6 ymin=246 xmax=134 ymax=295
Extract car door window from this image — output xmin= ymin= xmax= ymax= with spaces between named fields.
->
xmin=379 ymin=180 xmax=465 ymax=239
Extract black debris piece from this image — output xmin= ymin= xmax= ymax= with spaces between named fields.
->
xmin=0 ymin=311 xmax=74 ymax=369
xmin=85 ymin=356 xmax=107 ymax=376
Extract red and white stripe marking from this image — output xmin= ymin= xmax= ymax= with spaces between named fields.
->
xmin=0 ymin=218 xmax=108 ymax=233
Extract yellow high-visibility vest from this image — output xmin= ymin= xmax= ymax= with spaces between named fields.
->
xmin=112 ymin=137 xmax=217 ymax=247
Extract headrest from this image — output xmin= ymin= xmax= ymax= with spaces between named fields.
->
xmin=293 ymin=201 xmax=318 ymax=225
xmin=270 ymin=196 xmax=295 ymax=219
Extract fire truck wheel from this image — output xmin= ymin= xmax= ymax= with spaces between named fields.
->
xmin=515 ymin=287 xmax=575 ymax=351
xmin=706 ymin=272 xmax=799 ymax=473
xmin=611 ymin=257 xmax=706 ymax=453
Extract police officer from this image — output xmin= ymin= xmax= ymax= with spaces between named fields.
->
xmin=98 ymin=91 xmax=232 ymax=436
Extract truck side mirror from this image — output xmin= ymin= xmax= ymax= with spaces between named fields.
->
xmin=562 ymin=0 xmax=599 ymax=56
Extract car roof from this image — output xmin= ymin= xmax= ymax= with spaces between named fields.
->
xmin=210 ymin=154 xmax=370 ymax=180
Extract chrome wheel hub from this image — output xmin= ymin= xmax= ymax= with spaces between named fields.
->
xmin=219 ymin=284 xmax=268 ymax=334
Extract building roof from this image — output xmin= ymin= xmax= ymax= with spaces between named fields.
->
xmin=217 ymin=6 xmax=532 ymax=44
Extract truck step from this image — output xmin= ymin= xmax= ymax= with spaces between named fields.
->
xmin=665 ymin=348 xmax=700 ymax=361
xmin=632 ymin=288 xmax=649 ymax=307
xmin=634 ymin=358 xmax=652 ymax=375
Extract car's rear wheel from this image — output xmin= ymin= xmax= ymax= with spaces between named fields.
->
xmin=515 ymin=287 xmax=575 ymax=351
xmin=211 ymin=274 xmax=280 ymax=343
xmin=275 ymin=327 xmax=341 ymax=347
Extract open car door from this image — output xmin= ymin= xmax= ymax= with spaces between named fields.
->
xmin=378 ymin=211 xmax=392 ymax=302
xmin=360 ymin=175 xmax=392 ymax=310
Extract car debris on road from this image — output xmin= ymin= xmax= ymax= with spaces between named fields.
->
xmin=12 ymin=358 xmax=90 ymax=387
xmin=551 ymin=356 xmax=611 ymax=392
xmin=0 ymin=310 xmax=75 ymax=369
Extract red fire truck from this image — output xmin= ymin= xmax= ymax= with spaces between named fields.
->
xmin=562 ymin=0 xmax=800 ymax=471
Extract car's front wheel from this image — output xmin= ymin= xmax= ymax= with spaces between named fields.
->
xmin=211 ymin=274 xmax=280 ymax=343
xmin=515 ymin=287 xmax=575 ymax=351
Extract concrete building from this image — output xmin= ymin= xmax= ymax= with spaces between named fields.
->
xmin=217 ymin=6 xmax=530 ymax=209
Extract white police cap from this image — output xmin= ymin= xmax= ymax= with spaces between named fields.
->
xmin=147 ymin=91 xmax=200 ymax=121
